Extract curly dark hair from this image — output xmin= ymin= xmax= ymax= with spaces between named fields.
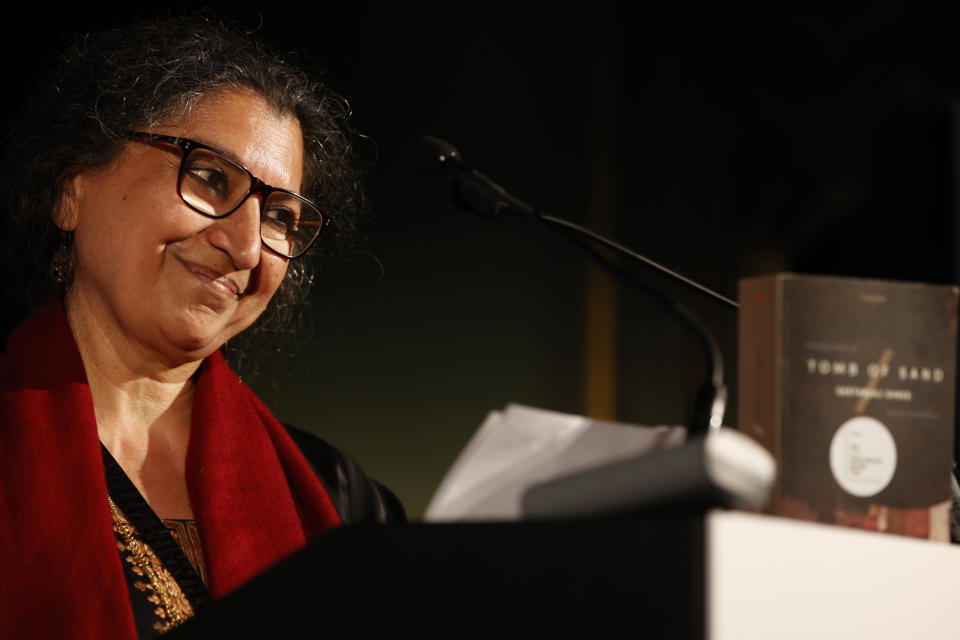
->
xmin=0 ymin=12 xmax=366 ymax=357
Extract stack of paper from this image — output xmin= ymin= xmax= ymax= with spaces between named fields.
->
xmin=425 ymin=404 xmax=687 ymax=521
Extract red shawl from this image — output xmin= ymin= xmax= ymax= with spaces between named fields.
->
xmin=0 ymin=298 xmax=341 ymax=638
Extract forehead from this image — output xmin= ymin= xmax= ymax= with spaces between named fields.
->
xmin=159 ymin=89 xmax=304 ymax=190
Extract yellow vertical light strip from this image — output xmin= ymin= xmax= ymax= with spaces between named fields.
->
xmin=583 ymin=5 xmax=620 ymax=420
xmin=585 ymin=262 xmax=618 ymax=419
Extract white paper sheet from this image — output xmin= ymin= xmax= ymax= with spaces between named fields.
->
xmin=425 ymin=404 xmax=686 ymax=521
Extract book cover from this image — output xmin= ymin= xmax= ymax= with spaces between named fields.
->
xmin=738 ymin=273 xmax=958 ymax=540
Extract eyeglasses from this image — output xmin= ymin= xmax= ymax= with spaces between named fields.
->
xmin=126 ymin=131 xmax=324 ymax=259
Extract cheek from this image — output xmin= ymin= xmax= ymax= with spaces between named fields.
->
xmin=79 ymin=185 xmax=202 ymax=252
xmin=73 ymin=217 xmax=137 ymax=283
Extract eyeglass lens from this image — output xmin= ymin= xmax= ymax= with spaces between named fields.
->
xmin=178 ymin=147 xmax=323 ymax=258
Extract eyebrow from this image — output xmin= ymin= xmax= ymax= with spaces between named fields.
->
xmin=191 ymin=136 xmax=244 ymax=165
xmin=131 ymin=130 xmax=304 ymax=193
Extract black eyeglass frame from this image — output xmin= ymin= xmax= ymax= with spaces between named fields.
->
xmin=125 ymin=130 xmax=324 ymax=259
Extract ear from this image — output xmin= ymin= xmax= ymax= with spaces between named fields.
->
xmin=53 ymin=174 xmax=84 ymax=231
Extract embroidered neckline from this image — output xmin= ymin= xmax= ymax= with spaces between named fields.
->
xmin=101 ymin=445 xmax=210 ymax=608
xmin=109 ymin=497 xmax=194 ymax=632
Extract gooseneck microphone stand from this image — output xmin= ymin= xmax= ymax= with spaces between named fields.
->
xmin=415 ymin=136 xmax=736 ymax=435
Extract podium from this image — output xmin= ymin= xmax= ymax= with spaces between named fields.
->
xmin=169 ymin=511 xmax=960 ymax=638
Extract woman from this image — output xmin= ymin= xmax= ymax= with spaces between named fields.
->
xmin=0 ymin=14 xmax=403 ymax=639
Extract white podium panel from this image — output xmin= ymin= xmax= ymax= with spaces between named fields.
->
xmin=708 ymin=511 xmax=960 ymax=639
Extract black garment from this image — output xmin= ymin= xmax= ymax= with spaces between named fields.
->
xmin=283 ymin=424 xmax=407 ymax=525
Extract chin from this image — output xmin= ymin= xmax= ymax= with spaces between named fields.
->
xmin=164 ymin=331 xmax=226 ymax=363
xmin=150 ymin=294 xmax=268 ymax=364
xmin=159 ymin=310 xmax=237 ymax=362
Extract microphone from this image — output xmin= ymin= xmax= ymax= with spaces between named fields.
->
xmin=415 ymin=136 xmax=732 ymax=435
xmin=415 ymin=136 xmax=536 ymax=218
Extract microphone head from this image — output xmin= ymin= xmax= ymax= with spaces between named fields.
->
xmin=413 ymin=136 xmax=463 ymax=178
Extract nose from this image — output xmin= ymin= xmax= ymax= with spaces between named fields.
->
xmin=207 ymin=196 xmax=262 ymax=270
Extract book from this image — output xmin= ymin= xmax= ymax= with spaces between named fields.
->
xmin=738 ymin=273 xmax=958 ymax=540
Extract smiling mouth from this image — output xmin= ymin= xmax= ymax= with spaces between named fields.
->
xmin=177 ymin=257 xmax=244 ymax=298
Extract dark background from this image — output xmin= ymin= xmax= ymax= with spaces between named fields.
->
xmin=6 ymin=2 xmax=960 ymax=516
